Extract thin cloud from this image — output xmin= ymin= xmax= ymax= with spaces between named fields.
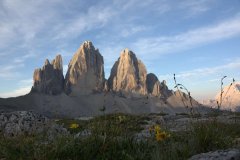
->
xmin=13 ymin=53 xmax=36 ymax=63
xmin=0 ymin=64 xmax=25 ymax=79
xmin=133 ymin=15 xmax=240 ymax=58
xmin=0 ymin=86 xmax=31 ymax=98
xmin=179 ymin=0 xmax=213 ymax=16
xmin=0 ymin=0 xmax=62 ymax=48
xmin=121 ymin=26 xmax=148 ymax=37
xmin=0 ymin=78 xmax=32 ymax=98
xmin=53 ymin=6 xmax=116 ymax=40
xmin=158 ymin=59 xmax=240 ymax=80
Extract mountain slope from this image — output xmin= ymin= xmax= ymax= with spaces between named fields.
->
xmin=215 ymin=82 xmax=240 ymax=111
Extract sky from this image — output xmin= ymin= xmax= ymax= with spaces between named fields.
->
xmin=0 ymin=0 xmax=240 ymax=101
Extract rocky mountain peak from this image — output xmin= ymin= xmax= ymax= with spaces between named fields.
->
xmin=51 ymin=54 xmax=63 ymax=71
xmin=119 ymin=48 xmax=137 ymax=61
xmin=82 ymin=40 xmax=94 ymax=49
xmin=146 ymin=73 xmax=172 ymax=97
xmin=31 ymin=55 xmax=64 ymax=95
xmin=215 ymin=82 xmax=240 ymax=111
xmin=108 ymin=49 xmax=147 ymax=95
xmin=64 ymin=41 xmax=105 ymax=95
xmin=146 ymin=73 xmax=161 ymax=96
xmin=44 ymin=59 xmax=50 ymax=66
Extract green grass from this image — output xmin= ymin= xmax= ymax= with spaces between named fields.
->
xmin=57 ymin=113 xmax=146 ymax=136
xmin=0 ymin=113 xmax=239 ymax=160
xmin=56 ymin=118 xmax=88 ymax=134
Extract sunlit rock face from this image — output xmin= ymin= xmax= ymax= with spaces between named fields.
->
xmin=64 ymin=41 xmax=105 ymax=95
xmin=32 ymin=55 xmax=64 ymax=95
xmin=108 ymin=49 xmax=147 ymax=96
xmin=215 ymin=82 xmax=240 ymax=111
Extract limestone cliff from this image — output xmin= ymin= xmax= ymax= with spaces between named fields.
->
xmin=64 ymin=41 xmax=105 ymax=95
xmin=108 ymin=49 xmax=147 ymax=95
xmin=32 ymin=55 xmax=64 ymax=95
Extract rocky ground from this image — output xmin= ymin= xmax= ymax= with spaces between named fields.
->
xmin=0 ymin=110 xmax=239 ymax=159
xmin=137 ymin=113 xmax=240 ymax=159
xmin=189 ymin=149 xmax=240 ymax=160
xmin=0 ymin=111 xmax=68 ymax=138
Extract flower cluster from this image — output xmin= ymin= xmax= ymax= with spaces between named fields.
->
xmin=149 ymin=125 xmax=170 ymax=142
xmin=69 ymin=123 xmax=79 ymax=129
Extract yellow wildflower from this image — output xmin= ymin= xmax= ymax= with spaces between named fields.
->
xmin=69 ymin=123 xmax=79 ymax=129
xmin=156 ymin=131 xmax=168 ymax=141
xmin=154 ymin=125 xmax=161 ymax=132
xmin=152 ymin=125 xmax=170 ymax=142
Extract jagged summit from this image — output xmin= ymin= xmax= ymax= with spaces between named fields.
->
xmin=146 ymin=73 xmax=161 ymax=96
xmin=120 ymin=48 xmax=131 ymax=55
xmin=52 ymin=55 xmax=63 ymax=71
xmin=29 ymin=41 xmax=184 ymax=100
xmin=0 ymin=40 xmax=205 ymax=118
xmin=44 ymin=59 xmax=50 ymax=65
xmin=29 ymin=41 xmax=185 ymax=99
xmin=146 ymin=73 xmax=172 ymax=97
xmin=108 ymin=49 xmax=147 ymax=95
xmin=81 ymin=41 xmax=95 ymax=50
xmin=64 ymin=41 xmax=105 ymax=95
xmin=31 ymin=54 xmax=64 ymax=95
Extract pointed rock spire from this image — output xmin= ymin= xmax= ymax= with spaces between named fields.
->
xmin=146 ymin=73 xmax=161 ymax=96
xmin=51 ymin=55 xmax=63 ymax=71
xmin=146 ymin=73 xmax=172 ymax=97
xmin=31 ymin=54 xmax=64 ymax=95
xmin=108 ymin=49 xmax=147 ymax=95
xmin=64 ymin=41 xmax=105 ymax=95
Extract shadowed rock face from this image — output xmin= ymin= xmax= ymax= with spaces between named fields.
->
xmin=160 ymin=80 xmax=172 ymax=97
xmin=31 ymin=55 xmax=64 ymax=95
xmin=146 ymin=73 xmax=161 ymax=96
xmin=146 ymin=73 xmax=172 ymax=97
xmin=64 ymin=41 xmax=105 ymax=95
xmin=108 ymin=49 xmax=147 ymax=95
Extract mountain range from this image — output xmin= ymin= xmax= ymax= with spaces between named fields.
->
xmin=0 ymin=41 xmax=207 ymax=118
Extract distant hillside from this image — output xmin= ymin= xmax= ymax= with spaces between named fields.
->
xmin=202 ymin=82 xmax=240 ymax=112
xmin=216 ymin=82 xmax=240 ymax=111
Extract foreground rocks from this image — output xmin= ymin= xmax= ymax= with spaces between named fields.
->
xmin=0 ymin=111 xmax=68 ymax=137
xmin=189 ymin=149 xmax=240 ymax=160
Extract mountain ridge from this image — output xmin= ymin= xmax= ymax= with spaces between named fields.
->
xmin=0 ymin=41 xmax=206 ymax=118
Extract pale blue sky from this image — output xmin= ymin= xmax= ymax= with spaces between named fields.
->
xmin=0 ymin=0 xmax=240 ymax=101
